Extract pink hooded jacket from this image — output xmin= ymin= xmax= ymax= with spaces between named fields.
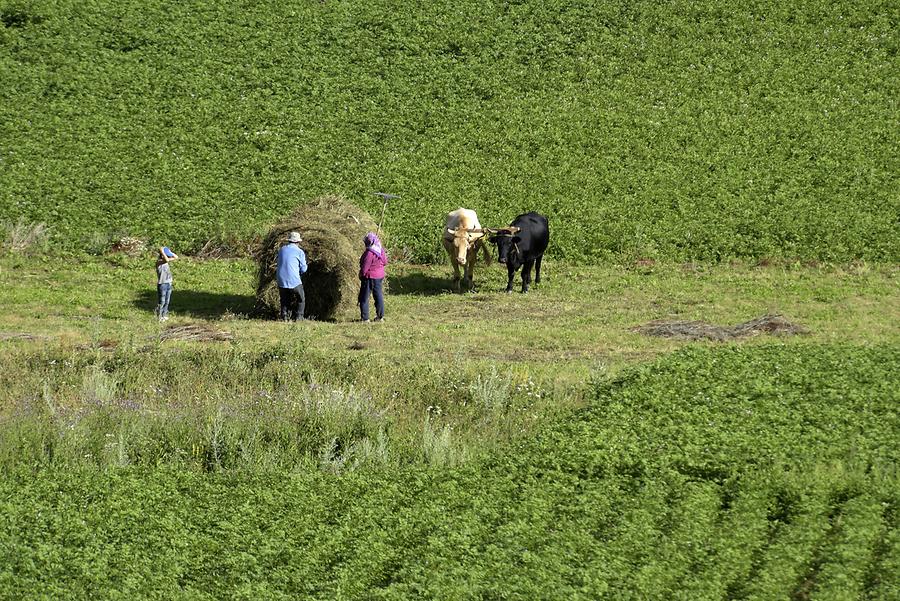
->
xmin=359 ymin=232 xmax=388 ymax=279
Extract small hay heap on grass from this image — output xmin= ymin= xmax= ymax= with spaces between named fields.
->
xmin=159 ymin=323 xmax=234 ymax=342
xmin=256 ymin=195 xmax=380 ymax=321
xmin=633 ymin=314 xmax=808 ymax=341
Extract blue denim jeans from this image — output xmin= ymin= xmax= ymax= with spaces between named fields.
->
xmin=358 ymin=277 xmax=384 ymax=321
xmin=157 ymin=283 xmax=172 ymax=318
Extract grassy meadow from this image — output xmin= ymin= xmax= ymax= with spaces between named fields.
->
xmin=2 ymin=0 xmax=899 ymax=597
xmin=0 ymin=254 xmax=897 ymax=599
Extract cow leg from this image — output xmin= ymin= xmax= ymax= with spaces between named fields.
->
xmin=464 ymin=248 xmax=479 ymax=292
xmin=465 ymin=262 xmax=476 ymax=292
xmin=505 ymin=263 xmax=515 ymax=293
xmin=443 ymin=239 xmax=461 ymax=285
xmin=534 ymin=255 xmax=543 ymax=284
xmin=449 ymin=259 xmax=462 ymax=291
xmin=521 ymin=259 xmax=536 ymax=293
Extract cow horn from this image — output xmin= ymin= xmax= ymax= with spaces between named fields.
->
xmin=447 ymin=228 xmax=458 ymax=236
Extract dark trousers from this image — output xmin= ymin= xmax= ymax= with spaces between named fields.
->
xmin=279 ymin=284 xmax=305 ymax=321
xmin=358 ymin=277 xmax=384 ymax=320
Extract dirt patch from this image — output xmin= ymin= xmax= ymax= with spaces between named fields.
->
xmin=632 ymin=314 xmax=808 ymax=341
xmin=159 ymin=323 xmax=234 ymax=342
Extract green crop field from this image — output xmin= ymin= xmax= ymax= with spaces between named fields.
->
xmin=1 ymin=341 xmax=897 ymax=599
xmin=1 ymin=0 xmax=899 ymax=598
xmin=1 ymin=0 xmax=898 ymax=261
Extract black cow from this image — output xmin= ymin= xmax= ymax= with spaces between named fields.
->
xmin=489 ymin=212 xmax=550 ymax=293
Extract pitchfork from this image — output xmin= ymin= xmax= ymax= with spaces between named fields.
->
xmin=374 ymin=192 xmax=400 ymax=235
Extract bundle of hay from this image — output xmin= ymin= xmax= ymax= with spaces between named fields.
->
xmin=256 ymin=195 xmax=381 ymax=321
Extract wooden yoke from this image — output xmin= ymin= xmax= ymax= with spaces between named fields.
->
xmin=477 ymin=226 xmax=521 ymax=236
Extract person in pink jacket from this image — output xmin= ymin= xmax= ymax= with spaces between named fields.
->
xmin=358 ymin=232 xmax=388 ymax=322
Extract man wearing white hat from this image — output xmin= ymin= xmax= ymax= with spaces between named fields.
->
xmin=275 ymin=231 xmax=308 ymax=321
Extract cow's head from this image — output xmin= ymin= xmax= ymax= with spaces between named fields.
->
xmin=446 ymin=228 xmax=480 ymax=266
xmin=489 ymin=227 xmax=521 ymax=265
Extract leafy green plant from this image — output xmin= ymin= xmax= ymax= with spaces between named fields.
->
xmin=1 ymin=0 xmax=896 ymax=262
xmin=0 ymin=342 xmax=897 ymax=599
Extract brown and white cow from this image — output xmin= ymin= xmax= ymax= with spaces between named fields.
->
xmin=443 ymin=207 xmax=490 ymax=291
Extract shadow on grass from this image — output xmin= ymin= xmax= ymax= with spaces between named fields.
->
xmin=134 ymin=289 xmax=257 ymax=319
xmin=388 ymin=272 xmax=456 ymax=296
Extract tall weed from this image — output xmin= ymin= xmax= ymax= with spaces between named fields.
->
xmin=0 ymin=219 xmax=50 ymax=255
xmin=0 ymin=345 xmax=551 ymax=471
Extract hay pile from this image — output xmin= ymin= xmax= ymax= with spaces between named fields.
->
xmin=632 ymin=314 xmax=808 ymax=341
xmin=256 ymin=195 xmax=380 ymax=321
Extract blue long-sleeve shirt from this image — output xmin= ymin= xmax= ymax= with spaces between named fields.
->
xmin=276 ymin=244 xmax=308 ymax=288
